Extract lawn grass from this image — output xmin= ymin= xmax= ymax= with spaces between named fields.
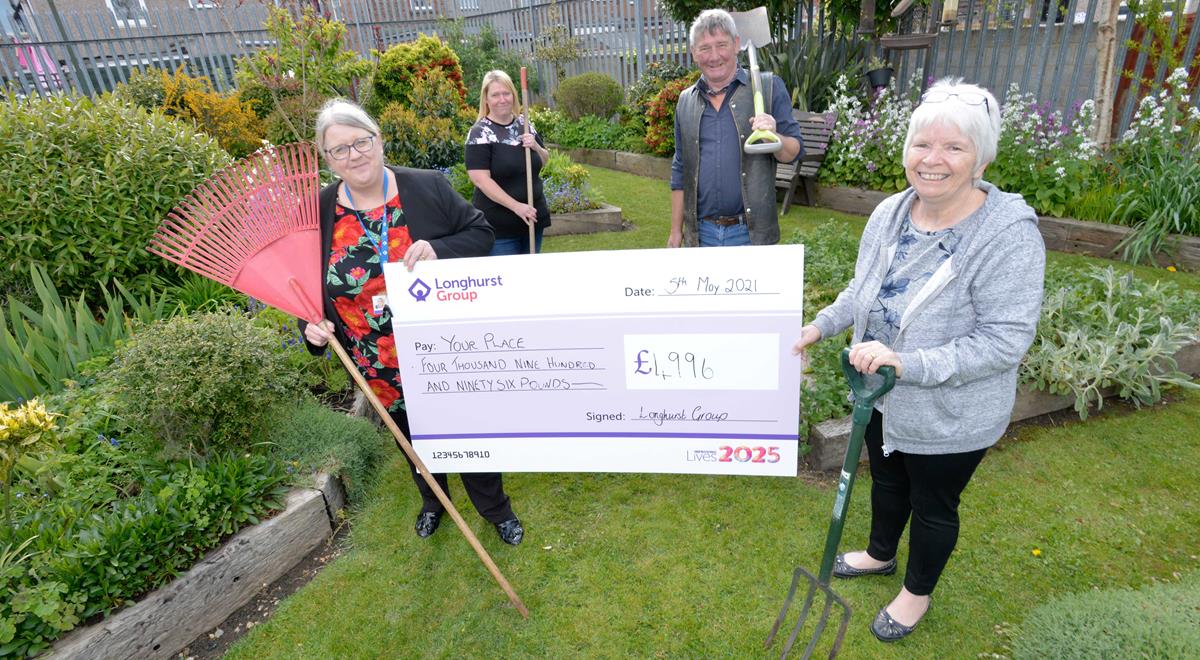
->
xmin=225 ymin=167 xmax=1200 ymax=657
xmin=226 ymin=391 xmax=1200 ymax=658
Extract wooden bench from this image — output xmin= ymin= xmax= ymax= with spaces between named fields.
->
xmin=776 ymin=110 xmax=837 ymax=214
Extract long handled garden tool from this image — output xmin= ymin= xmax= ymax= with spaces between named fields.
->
xmin=147 ymin=142 xmax=529 ymax=618
xmin=729 ymin=7 xmax=783 ymax=155
xmin=764 ymin=349 xmax=895 ymax=658
xmin=520 ymin=66 xmax=535 ymax=255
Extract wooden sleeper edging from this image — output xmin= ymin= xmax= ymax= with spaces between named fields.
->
xmin=48 ymin=474 xmax=347 ymax=660
xmin=546 ymin=203 xmax=624 ymax=236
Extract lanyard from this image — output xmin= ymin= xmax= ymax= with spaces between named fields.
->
xmin=343 ymin=168 xmax=391 ymax=263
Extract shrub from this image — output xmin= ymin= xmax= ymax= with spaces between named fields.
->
xmin=440 ymin=20 xmax=538 ymax=108
xmin=253 ymin=305 xmax=349 ymax=401
xmin=378 ymin=102 xmax=462 ymax=170
xmin=263 ymin=90 xmax=327 ymax=145
xmin=112 ymin=66 xmax=167 ymax=108
xmin=408 ymin=67 xmax=475 ymax=135
xmin=265 ymin=400 xmax=392 ymax=502
xmin=528 ymin=106 xmax=566 ymax=143
xmin=644 ymin=71 xmax=699 ymax=157
xmin=102 ymin=310 xmax=303 ymax=457
xmin=1011 ymin=575 xmax=1200 ymax=659
xmin=114 ymin=67 xmax=265 ymax=158
xmin=370 ymin=34 xmax=467 ymax=117
xmin=555 ymin=72 xmax=623 ymax=121
xmin=1021 ymin=263 xmax=1200 ymax=418
xmin=234 ymin=7 xmax=370 ymax=143
xmin=1 ymin=265 xmax=173 ymax=403
xmin=541 ymin=150 xmax=590 ymax=189
xmin=0 ymin=93 xmax=230 ymax=299
xmin=445 ymin=162 xmax=475 ymax=200
xmin=550 ymin=114 xmax=629 ymax=150
xmin=627 ymin=61 xmax=691 ymax=114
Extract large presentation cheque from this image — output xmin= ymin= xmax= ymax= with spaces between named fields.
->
xmin=383 ymin=245 xmax=804 ymax=476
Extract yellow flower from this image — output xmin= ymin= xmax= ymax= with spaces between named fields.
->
xmin=1166 ymin=266 xmax=1177 ymax=272
xmin=1031 ymin=547 xmax=1042 ymax=557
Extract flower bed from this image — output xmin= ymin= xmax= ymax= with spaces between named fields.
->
xmin=818 ymin=70 xmax=1200 ymax=267
xmin=813 ymin=184 xmax=1200 ymax=271
xmin=48 ymin=475 xmax=345 ymax=659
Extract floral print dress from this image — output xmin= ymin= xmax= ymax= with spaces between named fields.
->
xmin=327 ymin=192 xmax=412 ymax=413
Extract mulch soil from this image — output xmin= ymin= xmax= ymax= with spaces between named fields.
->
xmin=176 ymin=523 xmax=350 ymax=660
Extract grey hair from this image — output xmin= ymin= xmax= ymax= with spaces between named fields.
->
xmin=314 ymin=98 xmax=381 ymax=155
xmin=689 ymin=9 xmax=738 ymax=48
xmin=903 ymin=77 xmax=1001 ymax=175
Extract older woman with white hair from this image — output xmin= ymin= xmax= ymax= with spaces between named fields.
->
xmin=300 ymin=98 xmax=526 ymax=546
xmin=792 ymin=78 xmax=1045 ymax=642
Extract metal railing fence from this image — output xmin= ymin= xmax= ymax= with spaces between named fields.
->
xmin=2 ymin=0 xmax=1196 ymax=136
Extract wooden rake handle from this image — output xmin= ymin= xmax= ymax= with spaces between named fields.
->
xmin=327 ymin=336 xmax=530 ymax=618
xmin=521 ymin=66 xmax=535 ymax=255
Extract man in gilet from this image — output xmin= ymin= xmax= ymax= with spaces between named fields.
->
xmin=668 ymin=9 xmax=803 ymax=247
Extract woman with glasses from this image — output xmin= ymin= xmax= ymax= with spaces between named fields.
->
xmin=466 ymin=70 xmax=552 ymax=255
xmin=301 ymin=98 xmax=526 ymax=546
xmin=792 ymin=78 xmax=1045 ymax=642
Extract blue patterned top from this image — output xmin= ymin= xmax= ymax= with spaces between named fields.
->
xmin=863 ymin=210 xmax=979 ymax=348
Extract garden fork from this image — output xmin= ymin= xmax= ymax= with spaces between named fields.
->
xmin=765 ymin=348 xmax=895 ymax=658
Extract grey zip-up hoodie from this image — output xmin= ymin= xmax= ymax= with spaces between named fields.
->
xmin=811 ymin=182 xmax=1046 ymax=455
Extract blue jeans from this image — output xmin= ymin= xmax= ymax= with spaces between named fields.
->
xmin=490 ymin=226 xmax=544 ymax=255
xmin=698 ymin=220 xmax=750 ymax=247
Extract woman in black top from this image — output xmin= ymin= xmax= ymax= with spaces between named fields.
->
xmin=465 ymin=70 xmax=552 ymax=255
xmin=301 ymin=98 xmax=524 ymax=545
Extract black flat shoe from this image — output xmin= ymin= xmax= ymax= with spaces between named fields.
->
xmin=870 ymin=601 xmax=930 ymax=642
xmin=832 ymin=553 xmax=897 ymax=579
xmin=495 ymin=518 xmax=524 ymax=545
xmin=415 ymin=511 xmax=441 ymax=538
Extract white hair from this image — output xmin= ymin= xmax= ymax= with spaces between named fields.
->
xmin=314 ymin=98 xmax=380 ymax=155
xmin=904 ymin=77 xmax=1001 ymax=174
xmin=689 ymin=9 xmax=738 ymax=48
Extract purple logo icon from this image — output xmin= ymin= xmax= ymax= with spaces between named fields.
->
xmin=409 ymin=278 xmax=431 ymax=301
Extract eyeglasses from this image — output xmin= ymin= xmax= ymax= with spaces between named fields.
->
xmin=921 ymin=91 xmax=990 ymax=114
xmin=325 ymin=135 xmax=376 ymax=160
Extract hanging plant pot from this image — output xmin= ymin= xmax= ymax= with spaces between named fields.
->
xmin=865 ymin=67 xmax=894 ymax=89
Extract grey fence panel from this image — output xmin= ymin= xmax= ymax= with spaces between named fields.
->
xmin=1184 ymin=14 xmax=1200 ymax=109
xmin=1118 ymin=14 xmax=1158 ymax=131
xmin=1067 ymin=0 xmax=1099 ymax=112
xmin=7 ymin=0 xmax=1193 ymax=135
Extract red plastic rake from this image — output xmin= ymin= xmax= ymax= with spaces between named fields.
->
xmin=148 ymin=143 xmax=528 ymax=618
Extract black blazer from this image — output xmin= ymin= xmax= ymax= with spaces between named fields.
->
xmin=301 ymin=166 xmax=494 ymax=355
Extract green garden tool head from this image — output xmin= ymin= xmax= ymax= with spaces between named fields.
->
xmin=730 ymin=7 xmax=783 ymax=155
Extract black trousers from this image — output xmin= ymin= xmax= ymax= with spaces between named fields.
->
xmin=864 ymin=410 xmax=987 ymax=596
xmin=392 ymin=407 xmax=515 ymax=524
